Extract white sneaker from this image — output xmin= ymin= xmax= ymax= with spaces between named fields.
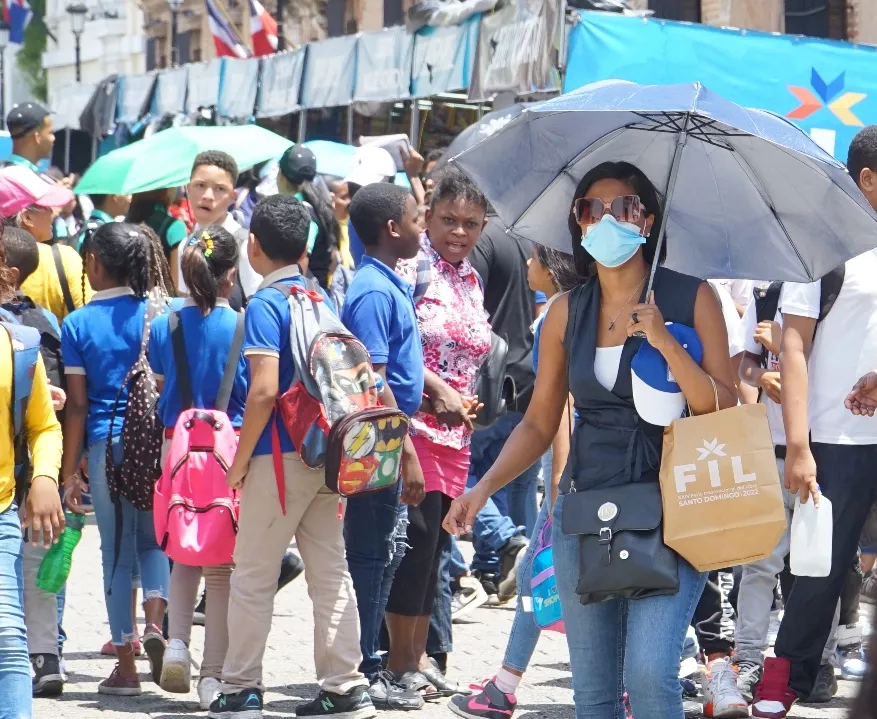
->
xmin=451 ymin=576 xmax=489 ymax=623
xmin=702 ymin=658 xmax=749 ymax=718
xmin=159 ymin=639 xmax=192 ymax=694
xmin=199 ymin=676 xmax=222 ymax=710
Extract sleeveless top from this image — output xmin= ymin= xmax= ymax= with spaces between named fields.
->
xmin=560 ymin=266 xmax=702 ymax=495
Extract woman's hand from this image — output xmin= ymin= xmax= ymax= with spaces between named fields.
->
xmin=845 ymin=371 xmax=877 ymax=416
xmin=785 ymin=444 xmax=820 ymax=507
xmin=754 ymin=320 xmax=782 ymax=357
xmin=226 ymin=461 xmax=247 ymax=490
xmin=627 ymin=291 xmax=672 ymax=351
xmin=758 ymin=371 xmax=782 ymax=404
xmin=443 ymin=483 xmax=491 ymax=537
xmin=63 ymin=472 xmax=89 ymax=515
xmin=48 ymin=385 xmax=67 ymax=412
xmin=430 ymin=385 xmax=474 ymax=430
xmin=26 ymin=475 xmax=66 ymax=548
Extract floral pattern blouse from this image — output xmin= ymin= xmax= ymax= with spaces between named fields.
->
xmin=397 ymin=233 xmax=492 ymax=450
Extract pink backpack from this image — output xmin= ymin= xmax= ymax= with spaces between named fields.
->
xmin=153 ymin=311 xmax=244 ymax=566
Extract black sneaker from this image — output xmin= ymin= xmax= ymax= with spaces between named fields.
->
xmin=497 ymin=535 xmax=528 ymax=602
xmin=472 ymin=570 xmax=500 ymax=601
xmin=804 ymin=663 xmax=837 ymax=703
xmin=277 ymin=551 xmax=305 ymax=593
xmin=368 ymin=671 xmax=424 ymax=711
xmin=208 ymin=688 xmax=264 ymax=719
xmin=31 ymin=653 xmax=64 ymax=697
xmin=296 ymin=686 xmax=377 ymax=719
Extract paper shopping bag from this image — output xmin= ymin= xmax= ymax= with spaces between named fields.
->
xmin=659 ymin=403 xmax=786 ymax=572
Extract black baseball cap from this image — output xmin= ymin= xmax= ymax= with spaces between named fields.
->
xmin=278 ymin=145 xmax=317 ymax=184
xmin=6 ymin=102 xmax=50 ymax=139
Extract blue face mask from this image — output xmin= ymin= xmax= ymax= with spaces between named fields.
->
xmin=581 ymin=214 xmax=646 ymax=268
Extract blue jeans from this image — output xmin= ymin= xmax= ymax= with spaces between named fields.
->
xmin=89 ymin=436 xmax=169 ymax=645
xmin=427 ymin=541 xmax=453 ymax=657
xmin=470 ymin=493 xmax=520 ymax=574
xmin=552 ymin=494 xmax=707 ymax=719
xmin=502 ymin=498 xmax=550 ymax=673
xmin=343 ymin=482 xmax=408 ymax=680
xmin=449 ymin=538 xmax=468 ymax=578
xmin=0 ymin=504 xmax=30 ymax=719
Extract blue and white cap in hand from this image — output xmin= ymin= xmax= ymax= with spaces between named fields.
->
xmin=631 ymin=322 xmax=704 ymax=427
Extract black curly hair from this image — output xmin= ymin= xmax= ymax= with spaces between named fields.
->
xmin=533 ymin=243 xmax=587 ymax=292
xmin=79 ymin=222 xmax=158 ymax=300
xmin=181 ymin=225 xmax=239 ymax=314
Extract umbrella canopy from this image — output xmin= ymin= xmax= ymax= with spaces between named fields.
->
xmin=451 ymin=81 xmax=877 ymax=283
xmin=439 ymin=104 xmax=527 ymax=167
xmin=75 ymin=125 xmax=294 ymax=195
xmin=304 ymin=140 xmax=356 ymax=179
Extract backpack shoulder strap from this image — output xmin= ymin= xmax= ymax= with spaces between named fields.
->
xmin=51 ymin=244 xmax=76 ymax=315
xmin=818 ymin=264 xmax=845 ymax=323
xmin=216 ymin=312 xmax=245 ymax=413
xmin=755 ymin=281 xmax=784 ymax=325
xmin=2 ymin=321 xmax=41 ymax=442
xmin=169 ymin=310 xmax=194 ymax=411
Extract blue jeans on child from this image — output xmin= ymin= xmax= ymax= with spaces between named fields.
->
xmin=89 ymin=436 xmax=169 ymax=645
xmin=344 ymin=482 xmax=408 ymax=680
xmin=0 ymin=504 xmax=30 ymax=719
xmin=552 ymin=494 xmax=707 ymax=719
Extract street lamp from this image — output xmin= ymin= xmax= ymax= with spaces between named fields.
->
xmin=167 ymin=0 xmax=183 ymax=67
xmin=0 ymin=20 xmax=9 ymax=129
xmin=66 ymin=3 xmax=87 ymax=83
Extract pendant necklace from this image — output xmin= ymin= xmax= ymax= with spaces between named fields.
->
xmin=601 ymin=276 xmax=647 ymax=331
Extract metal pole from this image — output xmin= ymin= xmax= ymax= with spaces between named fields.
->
xmin=408 ymin=100 xmax=420 ymax=148
xmin=0 ymin=49 xmax=5 ymax=129
xmin=346 ymin=105 xmax=354 ymax=145
xmin=64 ymin=128 xmax=71 ymax=174
xmin=297 ymin=110 xmax=307 ymax=143
xmin=170 ymin=9 xmax=179 ymax=67
xmin=74 ymin=35 xmax=82 ymax=82
xmin=275 ymin=0 xmax=285 ymax=51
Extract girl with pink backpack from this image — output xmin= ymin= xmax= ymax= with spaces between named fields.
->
xmin=147 ymin=226 xmax=248 ymax=709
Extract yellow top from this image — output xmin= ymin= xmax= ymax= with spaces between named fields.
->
xmin=0 ymin=329 xmax=63 ymax=513
xmin=21 ymin=243 xmax=94 ymax=325
xmin=338 ymin=222 xmax=355 ymax=270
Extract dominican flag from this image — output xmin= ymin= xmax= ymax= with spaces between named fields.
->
xmin=205 ymin=0 xmax=249 ymax=58
xmin=4 ymin=0 xmax=33 ymax=44
xmin=249 ymin=0 xmax=277 ymax=56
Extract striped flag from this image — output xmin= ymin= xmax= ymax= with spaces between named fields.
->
xmin=249 ymin=0 xmax=277 ymax=56
xmin=205 ymin=0 xmax=249 ymax=59
xmin=3 ymin=0 xmax=33 ymax=44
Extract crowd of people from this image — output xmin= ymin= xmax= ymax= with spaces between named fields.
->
xmin=0 ymin=97 xmax=875 ymax=719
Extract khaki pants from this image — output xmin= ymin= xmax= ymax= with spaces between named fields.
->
xmin=168 ymin=562 xmax=232 ymax=679
xmin=220 ymin=452 xmax=364 ymax=693
xmin=22 ymin=542 xmax=58 ymax=656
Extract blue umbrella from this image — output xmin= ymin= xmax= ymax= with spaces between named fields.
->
xmin=451 ymin=80 xmax=877 ymax=285
xmin=304 ymin=139 xmax=411 ymax=188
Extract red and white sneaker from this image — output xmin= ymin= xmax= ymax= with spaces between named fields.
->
xmin=752 ymin=657 xmax=798 ymax=719
xmin=100 ymin=638 xmax=143 ymax=657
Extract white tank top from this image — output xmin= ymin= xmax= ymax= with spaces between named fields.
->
xmin=594 ymin=345 xmax=625 ymax=392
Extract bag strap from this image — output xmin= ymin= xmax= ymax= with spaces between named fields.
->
xmin=216 ymin=311 xmax=245 ymax=413
xmin=52 ymin=244 xmax=76 ymax=315
xmin=818 ymin=264 xmax=845 ymax=323
xmin=169 ymin=310 xmax=194 ymax=411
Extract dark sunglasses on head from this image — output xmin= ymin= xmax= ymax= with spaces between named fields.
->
xmin=573 ymin=195 xmax=642 ymax=225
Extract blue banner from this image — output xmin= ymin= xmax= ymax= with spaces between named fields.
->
xmin=564 ymin=11 xmax=877 ymax=160
xmin=411 ymin=17 xmax=479 ymax=98
xmin=218 ymin=57 xmax=260 ymax=120
xmin=300 ymin=35 xmax=358 ymax=109
xmin=354 ymin=26 xmax=413 ymax=102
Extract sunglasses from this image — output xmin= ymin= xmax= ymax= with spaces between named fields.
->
xmin=573 ymin=195 xmax=642 ymax=225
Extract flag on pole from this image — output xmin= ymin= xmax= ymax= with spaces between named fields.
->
xmin=4 ymin=0 xmax=33 ymax=44
xmin=205 ymin=0 xmax=249 ymax=58
xmin=248 ymin=0 xmax=278 ymax=56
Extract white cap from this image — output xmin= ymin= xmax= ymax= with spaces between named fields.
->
xmin=344 ymin=145 xmax=396 ymax=188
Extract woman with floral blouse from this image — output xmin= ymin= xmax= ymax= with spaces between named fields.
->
xmin=384 ymin=167 xmax=492 ymax=696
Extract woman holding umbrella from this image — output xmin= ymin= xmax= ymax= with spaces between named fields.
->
xmin=444 ymin=161 xmax=737 ymax=718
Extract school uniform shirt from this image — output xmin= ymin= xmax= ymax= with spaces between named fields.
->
xmin=148 ymin=298 xmax=248 ymax=429
xmin=0 ymin=335 xmax=62 ymax=513
xmin=709 ymin=280 xmax=744 ymax=357
xmin=61 ymin=287 xmax=149 ymax=445
xmin=243 ymin=266 xmax=336 ymax=457
xmin=741 ymin=289 xmax=801 ymax=447
xmin=712 ymin=279 xmax=756 ymax=311
xmin=781 ymin=249 xmax=877 ymax=445
xmin=21 ymin=242 xmax=94 ymax=324
xmin=176 ymin=214 xmax=262 ymax=299
xmin=341 ymin=255 xmax=424 ymax=418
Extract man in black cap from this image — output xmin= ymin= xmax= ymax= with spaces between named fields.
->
xmin=276 ymin=144 xmax=339 ymax=289
xmin=5 ymin=103 xmax=56 ymax=177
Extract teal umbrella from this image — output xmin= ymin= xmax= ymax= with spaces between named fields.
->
xmin=75 ymin=125 xmax=293 ymax=195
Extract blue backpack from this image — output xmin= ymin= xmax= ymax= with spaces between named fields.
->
xmin=0 ymin=313 xmax=42 ymax=504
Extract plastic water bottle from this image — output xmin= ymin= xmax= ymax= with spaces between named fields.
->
xmin=790 ymin=493 xmax=833 ymax=577
xmin=36 ymin=512 xmax=86 ymax=593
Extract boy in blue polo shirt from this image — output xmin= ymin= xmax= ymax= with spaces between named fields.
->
xmin=340 ymin=183 xmax=426 ymax=708
xmin=211 ymin=195 xmax=374 ymax=719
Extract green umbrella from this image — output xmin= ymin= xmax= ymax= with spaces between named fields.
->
xmin=75 ymin=125 xmax=293 ymax=195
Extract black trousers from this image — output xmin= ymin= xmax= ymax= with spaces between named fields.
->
xmin=775 ymin=443 xmax=877 ymax=697
xmin=693 ymin=570 xmax=736 ymax=656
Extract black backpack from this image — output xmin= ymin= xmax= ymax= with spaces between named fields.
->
xmin=0 ymin=295 xmax=64 ymax=389
xmin=752 ymin=265 xmax=845 ymax=367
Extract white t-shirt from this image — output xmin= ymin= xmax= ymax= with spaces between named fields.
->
xmin=712 ymin=279 xmax=756 ymax=312
xmin=710 ymin=281 xmax=744 ymax=357
xmin=741 ymin=289 xmax=801 ymax=446
xmin=177 ymin=214 xmax=262 ymax=299
xmin=781 ymin=249 xmax=877 ymax=445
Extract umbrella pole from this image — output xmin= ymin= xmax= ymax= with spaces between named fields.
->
xmin=644 ymin=112 xmax=691 ymax=299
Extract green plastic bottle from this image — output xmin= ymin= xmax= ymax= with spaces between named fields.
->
xmin=36 ymin=512 xmax=86 ymax=593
